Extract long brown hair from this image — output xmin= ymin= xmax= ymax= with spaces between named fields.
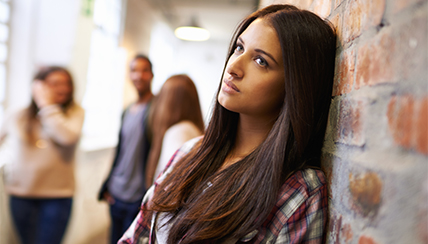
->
xmin=150 ymin=4 xmax=336 ymax=243
xmin=25 ymin=66 xmax=75 ymax=143
xmin=145 ymin=74 xmax=205 ymax=184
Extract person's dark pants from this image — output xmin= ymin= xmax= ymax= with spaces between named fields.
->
xmin=10 ymin=196 xmax=72 ymax=244
xmin=109 ymin=196 xmax=141 ymax=244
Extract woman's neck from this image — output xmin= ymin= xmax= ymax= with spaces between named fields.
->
xmin=222 ymin=114 xmax=276 ymax=169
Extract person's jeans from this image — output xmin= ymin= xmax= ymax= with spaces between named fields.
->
xmin=109 ymin=197 xmax=141 ymax=244
xmin=10 ymin=196 xmax=72 ymax=244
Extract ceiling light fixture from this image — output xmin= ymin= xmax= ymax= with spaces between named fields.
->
xmin=174 ymin=17 xmax=210 ymax=41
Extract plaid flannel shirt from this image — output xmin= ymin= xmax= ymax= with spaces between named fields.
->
xmin=119 ymin=137 xmax=327 ymax=244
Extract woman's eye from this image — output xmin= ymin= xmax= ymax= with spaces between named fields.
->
xmin=255 ymin=57 xmax=268 ymax=67
xmin=235 ymin=45 xmax=244 ymax=53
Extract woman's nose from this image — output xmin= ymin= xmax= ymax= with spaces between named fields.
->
xmin=226 ymin=55 xmax=244 ymax=79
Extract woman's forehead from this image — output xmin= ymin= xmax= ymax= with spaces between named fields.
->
xmin=239 ymin=18 xmax=283 ymax=65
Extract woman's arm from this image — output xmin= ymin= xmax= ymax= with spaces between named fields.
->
xmin=32 ymin=80 xmax=85 ymax=146
xmin=38 ymin=105 xmax=85 ymax=146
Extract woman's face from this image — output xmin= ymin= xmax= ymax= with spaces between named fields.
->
xmin=45 ymin=71 xmax=72 ymax=105
xmin=218 ymin=18 xmax=285 ymax=120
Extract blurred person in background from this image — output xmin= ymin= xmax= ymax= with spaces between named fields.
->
xmin=98 ymin=54 xmax=154 ymax=244
xmin=145 ymin=74 xmax=204 ymax=184
xmin=0 ymin=66 xmax=85 ymax=244
xmin=119 ymin=4 xmax=336 ymax=243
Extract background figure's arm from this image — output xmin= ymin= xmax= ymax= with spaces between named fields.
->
xmin=38 ymin=105 xmax=85 ymax=146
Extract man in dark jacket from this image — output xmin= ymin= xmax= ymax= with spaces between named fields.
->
xmin=99 ymin=54 xmax=154 ymax=244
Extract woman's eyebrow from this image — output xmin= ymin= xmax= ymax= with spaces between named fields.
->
xmin=255 ymin=49 xmax=278 ymax=65
xmin=238 ymin=37 xmax=244 ymax=44
xmin=238 ymin=37 xmax=279 ymax=65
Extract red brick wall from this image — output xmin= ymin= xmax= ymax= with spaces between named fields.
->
xmin=260 ymin=0 xmax=427 ymax=243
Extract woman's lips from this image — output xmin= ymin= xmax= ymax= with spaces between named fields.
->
xmin=223 ymin=79 xmax=240 ymax=92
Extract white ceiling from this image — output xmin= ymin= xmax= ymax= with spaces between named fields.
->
xmin=146 ymin=0 xmax=259 ymax=42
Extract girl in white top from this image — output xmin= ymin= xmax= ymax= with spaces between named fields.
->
xmin=145 ymin=74 xmax=204 ymax=185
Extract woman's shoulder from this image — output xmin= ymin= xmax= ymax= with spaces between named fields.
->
xmin=258 ymin=168 xmax=328 ymax=243
xmin=293 ymin=168 xmax=326 ymax=193
xmin=154 ymin=136 xmax=203 ymax=184
xmin=164 ymin=136 xmax=202 ymax=167
xmin=169 ymin=120 xmax=201 ymax=132
xmin=165 ymin=121 xmax=202 ymax=141
xmin=174 ymin=135 xmax=203 ymax=155
xmin=279 ymin=168 xmax=326 ymax=200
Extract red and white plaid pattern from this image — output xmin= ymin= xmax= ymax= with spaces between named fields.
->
xmin=119 ymin=137 xmax=327 ymax=244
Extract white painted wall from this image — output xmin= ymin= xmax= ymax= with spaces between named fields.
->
xmin=171 ymin=40 xmax=229 ymax=122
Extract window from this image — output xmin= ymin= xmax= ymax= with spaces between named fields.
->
xmin=0 ymin=0 xmax=10 ymax=124
xmin=80 ymin=0 xmax=127 ymax=151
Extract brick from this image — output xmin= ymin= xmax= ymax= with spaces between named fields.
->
xmin=334 ymin=0 xmax=344 ymax=9
xmin=321 ymin=153 xmax=334 ymax=197
xmin=333 ymin=49 xmax=355 ymax=95
xmin=333 ymin=55 xmax=341 ymax=96
xmin=356 ymin=15 xmax=427 ymax=88
xmin=328 ymin=214 xmax=343 ymax=244
xmin=327 ymin=213 xmax=354 ymax=243
xmin=329 ymin=13 xmax=342 ymax=48
xmin=398 ymin=16 xmax=428 ymax=81
xmin=293 ymin=0 xmax=314 ymax=9
xmin=358 ymin=235 xmax=378 ymax=244
xmin=355 ymin=31 xmax=397 ymax=89
xmin=393 ymin=0 xmax=425 ymax=14
xmin=266 ymin=0 xmax=313 ymax=8
xmin=342 ymin=0 xmax=385 ymax=43
xmin=341 ymin=223 xmax=353 ymax=244
xmin=312 ymin=0 xmax=332 ymax=18
xmin=416 ymin=97 xmax=428 ymax=154
xmin=349 ymin=172 xmax=382 ymax=217
xmin=419 ymin=179 xmax=428 ymax=243
xmin=419 ymin=204 xmax=428 ymax=243
xmin=335 ymin=98 xmax=365 ymax=146
xmin=387 ymin=95 xmax=415 ymax=148
xmin=387 ymin=95 xmax=428 ymax=155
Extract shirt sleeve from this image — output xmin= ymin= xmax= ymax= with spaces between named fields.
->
xmin=38 ymin=104 xmax=85 ymax=146
xmin=276 ymin=184 xmax=328 ymax=244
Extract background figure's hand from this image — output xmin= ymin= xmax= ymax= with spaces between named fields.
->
xmin=103 ymin=192 xmax=116 ymax=205
xmin=32 ymin=80 xmax=54 ymax=108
